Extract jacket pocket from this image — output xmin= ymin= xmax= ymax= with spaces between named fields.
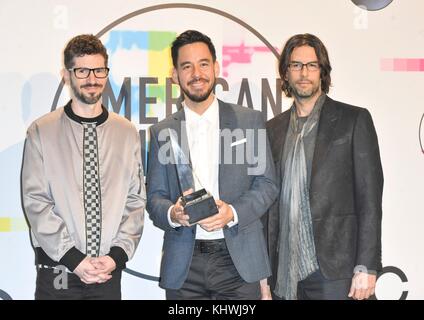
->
xmin=332 ymin=136 xmax=350 ymax=146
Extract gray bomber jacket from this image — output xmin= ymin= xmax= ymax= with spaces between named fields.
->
xmin=21 ymin=101 xmax=146 ymax=271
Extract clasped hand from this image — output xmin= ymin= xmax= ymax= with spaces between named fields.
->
xmin=73 ymin=256 xmax=116 ymax=284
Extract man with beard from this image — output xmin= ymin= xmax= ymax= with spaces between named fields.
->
xmin=146 ymin=30 xmax=278 ymax=299
xmin=21 ymin=34 xmax=146 ymax=299
xmin=263 ymin=34 xmax=383 ymax=300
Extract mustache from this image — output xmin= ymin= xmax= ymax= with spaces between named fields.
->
xmin=296 ymin=80 xmax=312 ymax=84
xmin=188 ymin=77 xmax=209 ymax=85
xmin=81 ymin=83 xmax=102 ymax=88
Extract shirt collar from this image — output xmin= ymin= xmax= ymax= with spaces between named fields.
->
xmin=183 ymin=97 xmax=219 ymax=127
xmin=64 ymin=100 xmax=109 ymax=125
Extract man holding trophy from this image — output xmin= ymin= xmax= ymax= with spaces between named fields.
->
xmin=146 ymin=30 xmax=278 ymax=299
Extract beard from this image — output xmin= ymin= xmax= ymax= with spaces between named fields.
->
xmin=179 ymin=76 xmax=215 ymax=103
xmin=70 ymin=78 xmax=103 ymax=105
xmin=290 ymin=79 xmax=321 ymax=100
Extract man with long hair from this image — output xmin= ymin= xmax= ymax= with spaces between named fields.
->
xmin=264 ymin=33 xmax=383 ymax=300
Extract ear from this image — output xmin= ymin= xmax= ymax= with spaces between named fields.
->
xmin=171 ymin=67 xmax=179 ymax=85
xmin=214 ymin=60 xmax=220 ymax=78
xmin=62 ymin=68 xmax=70 ymax=85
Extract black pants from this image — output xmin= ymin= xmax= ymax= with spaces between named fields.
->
xmin=272 ymin=268 xmax=352 ymax=300
xmin=166 ymin=239 xmax=260 ymax=300
xmin=296 ymin=269 xmax=352 ymax=300
xmin=35 ymin=266 xmax=122 ymax=300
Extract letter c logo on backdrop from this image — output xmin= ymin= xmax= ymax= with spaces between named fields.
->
xmin=0 ymin=289 xmax=12 ymax=300
xmin=420 ymin=113 xmax=424 ymax=155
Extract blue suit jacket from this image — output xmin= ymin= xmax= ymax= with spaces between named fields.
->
xmin=146 ymin=100 xmax=278 ymax=289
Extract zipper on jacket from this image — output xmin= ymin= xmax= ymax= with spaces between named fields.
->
xmin=138 ymin=163 xmax=142 ymax=194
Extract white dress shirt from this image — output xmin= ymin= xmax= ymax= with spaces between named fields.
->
xmin=167 ymin=97 xmax=238 ymax=239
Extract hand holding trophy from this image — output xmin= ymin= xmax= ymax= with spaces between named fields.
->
xmin=169 ymin=129 xmax=219 ymax=225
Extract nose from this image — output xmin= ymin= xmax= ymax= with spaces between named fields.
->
xmin=300 ymin=64 xmax=309 ymax=76
xmin=192 ymin=64 xmax=201 ymax=79
xmin=87 ymin=70 xmax=97 ymax=82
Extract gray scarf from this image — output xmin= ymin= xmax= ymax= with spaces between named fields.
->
xmin=274 ymin=95 xmax=325 ymax=299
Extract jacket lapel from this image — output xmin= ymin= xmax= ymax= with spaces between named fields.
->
xmin=171 ymin=104 xmax=186 ymax=134
xmin=218 ymin=100 xmax=238 ymax=199
xmin=310 ymin=97 xmax=340 ymax=189
xmin=169 ymin=106 xmax=190 ymax=191
xmin=171 ymin=107 xmax=189 ymax=160
xmin=267 ymin=110 xmax=290 ymax=182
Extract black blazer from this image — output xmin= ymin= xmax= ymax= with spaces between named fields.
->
xmin=264 ymin=96 xmax=383 ymax=289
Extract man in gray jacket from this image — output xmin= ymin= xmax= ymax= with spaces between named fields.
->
xmin=147 ymin=30 xmax=277 ymax=299
xmin=21 ymin=34 xmax=146 ymax=299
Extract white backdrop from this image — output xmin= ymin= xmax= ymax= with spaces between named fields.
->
xmin=0 ymin=0 xmax=423 ymax=300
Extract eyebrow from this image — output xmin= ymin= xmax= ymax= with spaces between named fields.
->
xmin=72 ymin=65 xmax=107 ymax=69
xmin=179 ymin=58 xmax=211 ymax=67
xmin=290 ymin=60 xmax=319 ymax=63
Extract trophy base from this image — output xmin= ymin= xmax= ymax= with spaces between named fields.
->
xmin=181 ymin=189 xmax=219 ymax=224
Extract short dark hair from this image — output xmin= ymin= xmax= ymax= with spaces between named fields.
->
xmin=279 ymin=33 xmax=332 ymax=97
xmin=63 ymin=34 xmax=108 ymax=69
xmin=171 ymin=30 xmax=216 ymax=68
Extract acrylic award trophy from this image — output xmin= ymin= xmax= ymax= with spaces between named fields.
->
xmin=168 ymin=129 xmax=219 ymax=224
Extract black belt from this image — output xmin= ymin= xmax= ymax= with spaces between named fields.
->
xmin=36 ymin=264 xmax=72 ymax=273
xmin=194 ymin=239 xmax=227 ymax=254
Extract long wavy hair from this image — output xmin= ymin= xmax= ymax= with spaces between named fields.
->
xmin=279 ymin=33 xmax=332 ymax=97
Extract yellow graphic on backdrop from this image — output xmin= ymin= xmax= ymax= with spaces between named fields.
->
xmin=0 ymin=217 xmax=28 ymax=232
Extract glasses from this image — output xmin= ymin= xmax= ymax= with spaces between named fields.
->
xmin=288 ymin=61 xmax=320 ymax=72
xmin=68 ymin=67 xmax=110 ymax=79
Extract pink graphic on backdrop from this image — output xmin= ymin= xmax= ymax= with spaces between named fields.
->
xmin=381 ymin=58 xmax=424 ymax=71
xmin=222 ymin=43 xmax=277 ymax=77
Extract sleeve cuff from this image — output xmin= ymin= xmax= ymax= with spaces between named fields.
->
xmin=107 ymin=246 xmax=129 ymax=270
xmin=167 ymin=205 xmax=181 ymax=228
xmin=353 ymin=265 xmax=377 ymax=275
xmin=59 ymin=247 xmax=86 ymax=272
xmin=227 ymin=205 xmax=239 ymax=228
